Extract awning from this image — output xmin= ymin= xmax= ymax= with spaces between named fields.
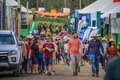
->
xmin=21 ymin=6 xmax=32 ymax=13
xmin=101 ymin=6 xmax=120 ymax=18
xmin=6 ymin=0 xmax=18 ymax=7
xmin=100 ymin=2 xmax=120 ymax=13
xmin=78 ymin=0 xmax=112 ymax=13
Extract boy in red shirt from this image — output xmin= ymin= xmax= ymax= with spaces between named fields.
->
xmin=43 ymin=37 xmax=54 ymax=75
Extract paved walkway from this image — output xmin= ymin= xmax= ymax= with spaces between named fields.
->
xmin=0 ymin=63 xmax=105 ymax=80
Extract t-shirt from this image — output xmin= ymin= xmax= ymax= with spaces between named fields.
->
xmin=68 ymin=38 xmax=81 ymax=54
xmin=43 ymin=43 xmax=54 ymax=58
xmin=31 ymin=43 xmax=39 ymax=57
xmin=64 ymin=43 xmax=69 ymax=53
xmin=26 ymin=44 xmax=32 ymax=57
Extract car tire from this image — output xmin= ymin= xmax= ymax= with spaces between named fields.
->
xmin=13 ymin=64 xmax=22 ymax=77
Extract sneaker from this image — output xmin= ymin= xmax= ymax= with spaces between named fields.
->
xmin=96 ymin=74 xmax=99 ymax=77
xmin=48 ymin=72 xmax=52 ymax=76
xmin=45 ymin=71 xmax=48 ymax=74
xmin=51 ymin=71 xmax=54 ymax=75
xmin=92 ymin=74 xmax=95 ymax=77
xmin=73 ymin=72 xmax=77 ymax=76
xmin=78 ymin=67 xmax=80 ymax=73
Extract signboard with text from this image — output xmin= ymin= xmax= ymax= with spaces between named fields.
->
xmin=38 ymin=7 xmax=45 ymax=12
xmin=63 ymin=8 xmax=70 ymax=13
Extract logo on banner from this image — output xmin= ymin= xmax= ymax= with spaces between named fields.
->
xmin=38 ymin=7 xmax=45 ymax=12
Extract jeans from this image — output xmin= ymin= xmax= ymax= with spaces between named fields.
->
xmin=91 ymin=54 xmax=100 ymax=75
xmin=70 ymin=54 xmax=81 ymax=73
xmin=66 ymin=54 xmax=71 ymax=65
xmin=39 ymin=58 xmax=45 ymax=72
xmin=22 ymin=57 xmax=28 ymax=72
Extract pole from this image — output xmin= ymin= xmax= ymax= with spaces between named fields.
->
xmin=27 ymin=1 xmax=29 ymax=29
xmin=97 ymin=11 xmax=101 ymax=35
xmin=36 ymin=0 xmax=38 ymax=10
xmin=17 ymin=0 xmax=21 ymax=38
xmin=3 ymin=0 xmax=6 ymax=30
xmin=63 ymin=0 xmax=66 ymax=8
xmin=0 ymin=0 xmax=3 ymax=30
xmin=79 ymin=0 xmax=82 ymax=9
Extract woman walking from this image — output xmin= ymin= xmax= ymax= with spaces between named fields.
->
xmin=30 ymin=37 xmax=40 ymax=74
xmin=105 ymin=39 xmax=118 ymax=62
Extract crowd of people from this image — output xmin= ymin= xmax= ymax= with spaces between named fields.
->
xmin=20 ymin=23 xmax=120 ymax=78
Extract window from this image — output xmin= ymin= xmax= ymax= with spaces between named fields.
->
xmin=0 ymin=34 xmax=15 ymax=45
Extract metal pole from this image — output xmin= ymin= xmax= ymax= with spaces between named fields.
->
xmin=36 ymin=0 xmax=38 ymax=10
xmin=27 ymin=1 xmax=29 ymax=29
xmin=0 ymin=0 xmax=3 ymax=30
xmin=3 ymin=0 xmax=6 ymax=30
xmin=63 ymin=0 xmax=66 ymax=8
xmin=79 ymin=0 xmax=82 ymax=9
xmin=17 ymin=0 xmax=21 ymax=38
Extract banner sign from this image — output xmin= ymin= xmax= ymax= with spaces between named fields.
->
xmin=63 ymin=8 xmax=70 ymax=13
xmin=86 ymin=13 xmax=91 ymax=26
xmin=113 ymin=0 xmax=120 ymax=2
xmin=38 ymin=7 xmax=45 ymax=12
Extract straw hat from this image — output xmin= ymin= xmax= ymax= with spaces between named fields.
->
xmin=102 ymin=37 xmax=107 ymax=41
xmin=109 ymin=38 xmax=115 ymax=42
xmin=118 ymin=42 xmax=120 ymax=45
xmin=27 ymin=35 xmax=33 ymax=39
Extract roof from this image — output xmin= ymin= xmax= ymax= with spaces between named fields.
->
xmin=100 ymin=1 xmax=120 ymax=13
xmin=78 ymin=0 xmax=120 ymax=19
xmin=78 ymin=0 xmax=111 ymax=13
xmin=101 ymin=6 xmax=120 ymax=18
xmin=21 ymin=5 xmax=32 ymax=13
xmin=6 ymin=0 xmax=18 ymax=7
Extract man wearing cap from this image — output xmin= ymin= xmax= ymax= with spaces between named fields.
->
xmin=87 ymin=33 xmax=104 ymax=77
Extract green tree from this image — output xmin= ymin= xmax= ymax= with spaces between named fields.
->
xmin=20 ymin=0 xmax=96 ymax=13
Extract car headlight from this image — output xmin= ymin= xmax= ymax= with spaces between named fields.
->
xmin=9 ymin=50 xmax=17 ymax=55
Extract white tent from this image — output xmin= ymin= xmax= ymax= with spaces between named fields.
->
xmin=100 ymin=2 xmax=120 ymax=13
xmin=78 ymin=0 xmax=120 ymax=20
xmin=101 ymin=6 xmax=120 ymax=18
xmin=78 ymin=0 xmax=112 ymax=13
xmin=6 ymin=0 xmax=18 ymax=7
xmin=21 ymin=6 xmax=32 ymax=13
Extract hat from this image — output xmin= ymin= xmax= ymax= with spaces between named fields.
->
xmin=92 ymin=33 xmax=100 ymax=37
xmin=27 ymin=35 xmax=33 ymax=39
xmin=109 ymin=38 xmax=115 ymax=42
xmin=118 ymin=42 xmax=120 ymax=45
xmin=102 ymin=37 xmax=107 ymax=41
xmin=63 ymin=36 xmax=69 ymax=41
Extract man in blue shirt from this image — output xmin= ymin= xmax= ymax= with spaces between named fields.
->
xmin=87 ymin=33 xmax=104 ymax=77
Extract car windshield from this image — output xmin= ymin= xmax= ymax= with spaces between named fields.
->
xmin=0 ymin=34 xmax=15 ymax=45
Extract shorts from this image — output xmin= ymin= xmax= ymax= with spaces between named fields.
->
xmin=45 ymin=58 xmax=53 ymax=65
xmin=32 ymin=56 xmax=39 ymax=64
xmin=28 ymin=58 xmax=32 ymax=63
